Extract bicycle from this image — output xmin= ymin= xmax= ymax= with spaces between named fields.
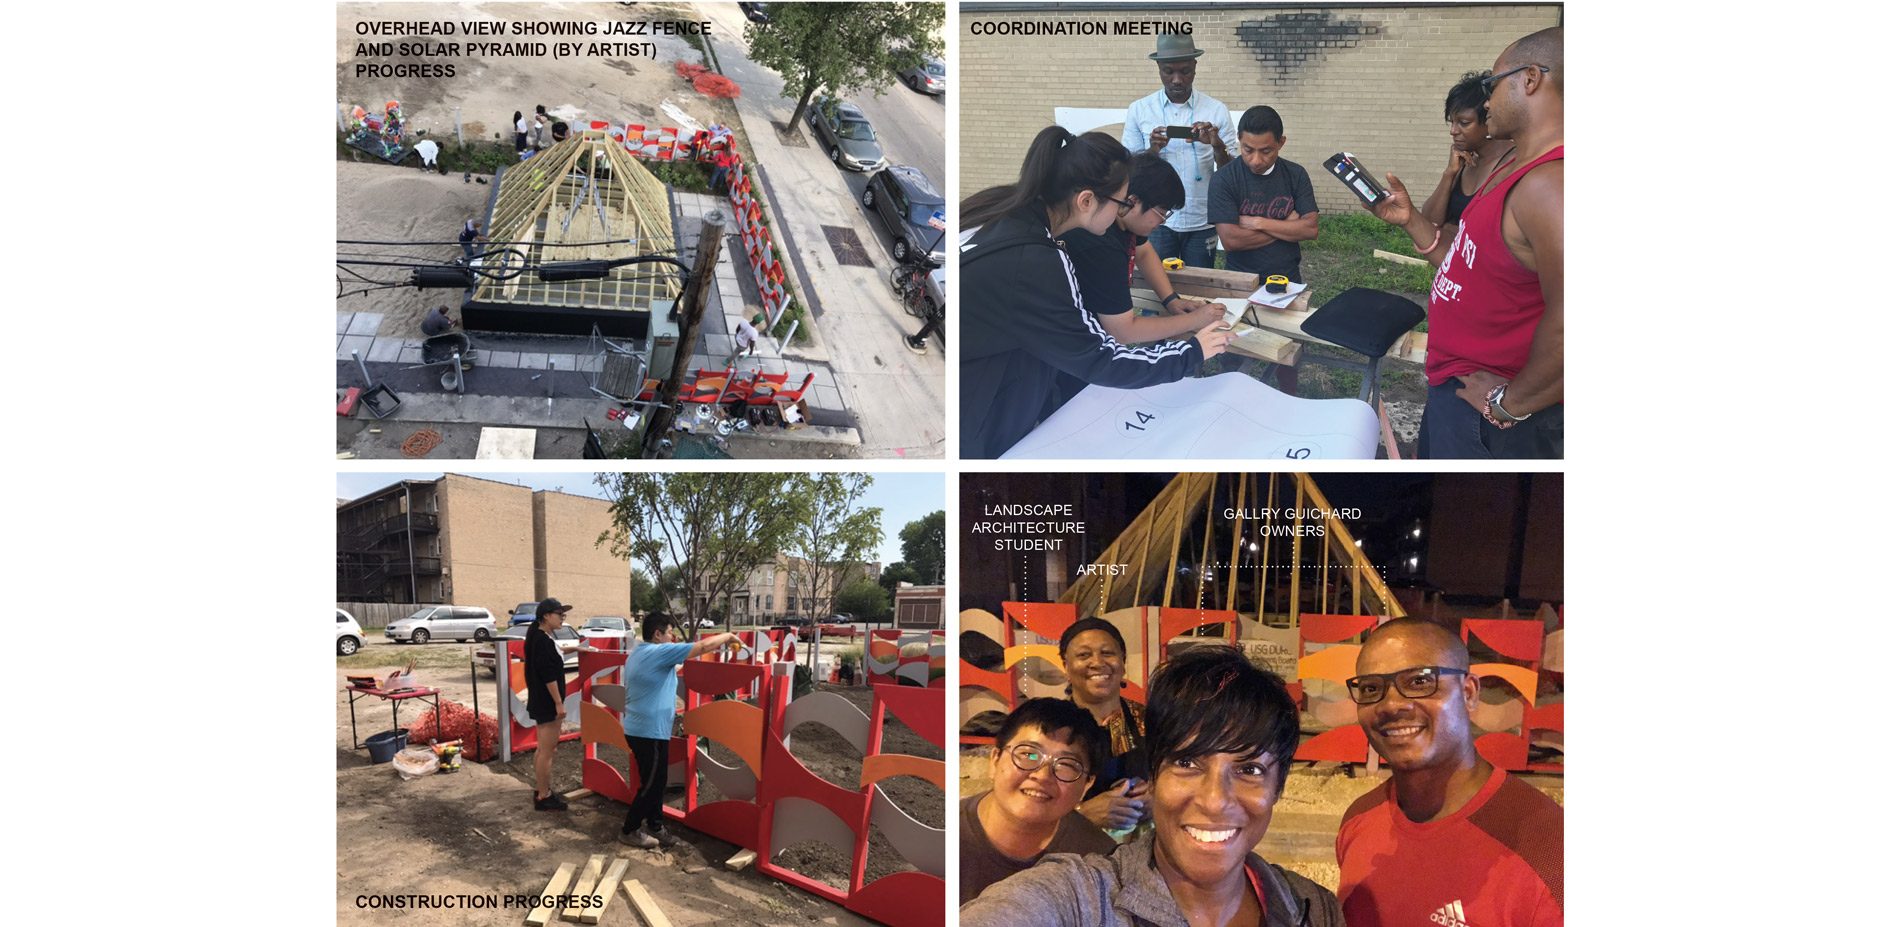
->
xmin=890 ymin=256 xmax=935 ymax=319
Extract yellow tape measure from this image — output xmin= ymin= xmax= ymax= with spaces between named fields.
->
xmin=1162 ymin=258 xmax=1185 ymax=271
xmin=1263 ymin=275 xmax=1290 ymax=294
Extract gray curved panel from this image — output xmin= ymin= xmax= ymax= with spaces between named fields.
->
xmin=695 ymin=745 xmax=757 ymax=802
xmin=781 ymin=692 xmax=870 ymax=756
xmin=895 ymin=663 xmax=931 ymax=687
xmin=870 ymin=786 xmax=945 ymax=877
xmin=593 ymin=683 xmax=626 ymax=710
xmin=768 ymin=796 xmax=858 ymax=859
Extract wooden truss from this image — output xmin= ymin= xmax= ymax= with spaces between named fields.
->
xmin=471 ymin=130 xmax=682 ymax=313
xmin=1057 ymin=473 xmax=1406 ymax=625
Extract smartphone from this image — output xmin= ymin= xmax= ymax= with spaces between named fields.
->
xmin=1165 ymin=125 xmax=1197 ymax=139
xmin=1324 ymin=152 xmax=1390 ymax=207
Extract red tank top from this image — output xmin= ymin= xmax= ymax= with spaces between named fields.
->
xmin=1423 ymin=145 xmax=1563 ymax=385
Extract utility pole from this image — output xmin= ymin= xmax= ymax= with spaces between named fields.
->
xmin=644 ymin=209 xmax=728 ymax=455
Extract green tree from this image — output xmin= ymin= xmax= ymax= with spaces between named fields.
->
xmin=629 ymin=567 xmax=657 ymax=616
xmin=836 ymin=577 xmax=891 ymax=623
xmin=746 ymin=2 xmax=946 ymax=129
xmin=898 ymin=510 xmax=945 ymax=585
xmin=785 ymin=474 xmax=884 ymax=648
xmin=878 ymin=562 xmax=921 ymax=599
xmin=596 ymin=474 xmax=802 ymax=631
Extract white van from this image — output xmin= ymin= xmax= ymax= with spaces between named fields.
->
xmin=385 ymin=605 xmax=498 ymax=644
xmin=337 ymin=608 xmax=365 ymax=656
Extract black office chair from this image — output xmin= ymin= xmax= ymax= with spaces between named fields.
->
xmin=1298 ymin=287 xmax=1426 ymax=406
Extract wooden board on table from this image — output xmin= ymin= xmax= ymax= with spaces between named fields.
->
xmin=1373 ymin=249 xmax=1430 ymax=267
xmin=526 ymin=862 xmax=577 ymax=927
xmin=1226 ymin=324 xmax=1301 ymax=365
xmin=1133 ymin=264 xmax=1259 ymax=300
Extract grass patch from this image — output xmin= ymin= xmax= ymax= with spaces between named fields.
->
xmin=639 ymin=156 xmax=713 ymax=194
xmin=338 ymin=642 xmax=485 ymax=672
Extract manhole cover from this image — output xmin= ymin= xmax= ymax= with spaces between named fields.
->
xmin=771 ymin=122 xmax=809 ymax=148
xmin=822 ymin=226 xmax=875 ymax=268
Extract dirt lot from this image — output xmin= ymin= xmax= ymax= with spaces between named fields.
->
xmin=337 ymin=639 xmax=941 ymax=926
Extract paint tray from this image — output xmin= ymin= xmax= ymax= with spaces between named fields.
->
xmin=359 ymin=383 xmax=402 ymax=419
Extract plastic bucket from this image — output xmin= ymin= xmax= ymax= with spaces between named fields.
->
xmin=366 ymin=728 xmax=410 ymax=764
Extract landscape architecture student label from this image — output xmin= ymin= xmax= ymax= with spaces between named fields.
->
xmin=335 ymin=2 xmax=947 ymax=460
xmin=956 ymin=3 xmax=1564 ymax=460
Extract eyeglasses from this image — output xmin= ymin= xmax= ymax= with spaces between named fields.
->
xmin=1149 ymin=205 xmax=1175 ymax=221
xmin=1481 ymin=64 xmax=1548 ymax=95
xmin=1344 ymin=666 xmax=1468 ymax=705
xmin=1104 ymin=194 xmax=1172 ymax=222
xmin=1102 ymin=193 xmax=1137 ymax=216
xmin=1006 ymin=744 xmax=1087 ymax=782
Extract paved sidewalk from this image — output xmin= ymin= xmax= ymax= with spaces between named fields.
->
xmin=700 ymin=7 xmax=947 ymax=458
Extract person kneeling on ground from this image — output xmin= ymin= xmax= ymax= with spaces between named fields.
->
xmin=961 ymin=698 xmax=1118 ymax=904
xmin=961 ymin=646 xmax=1343 ymax=927
xmin=421 ymin=305 xmax=456 ymax=337
xmin=617 ymin=612 xmax=740 ymax=849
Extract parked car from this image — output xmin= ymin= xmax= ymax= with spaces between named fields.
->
xmin=697 ymin=618 xmax=717 ymax=629
xmin=806 ymin=96 xmax=887 ymax=172
xmin=738 ymin=2 xmax=771 ymax=25
xmin=475 ymin=625 xmax=582 ymax=674
xmin=337 ymin=608 xmax=365 ymax=656
xmin=861 ymin=166 xmax=946 ymax=265
xmin=506 ymin=602 xmax=542 ymax=627
xmin=899 ymin=56 xmax=947 ymax=94
xmin=385 ymin=605 xmax=498 ymax=644
xmin=578 ymin=616 xmax=630 ymax=644
xmin=771 ymin=623 xmax=818 ymax=643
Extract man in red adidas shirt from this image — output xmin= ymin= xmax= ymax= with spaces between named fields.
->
xmin=1335 ymin=618 xmax=1562 ymax=926
xmin=1364 ymin=28 xmax=1564 ymax=458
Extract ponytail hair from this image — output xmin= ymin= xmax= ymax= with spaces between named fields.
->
xmin=960 ymin=126 xmax=1130 ymax=230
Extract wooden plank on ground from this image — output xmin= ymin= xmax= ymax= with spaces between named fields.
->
xmin=526 ymin=862 xmax=577 ymax=927
xmin=623 ymin=879 xmax=675 ymax=927
xmin=562 ymin=787 xmax=595 ymax=802
xmin=724 ymin=848 xmax=757 ymax=871
xmin=580 ymin=859 xmax=631 ymax=925
xmin=563 ymin=855 xmax=607 ymax=921
xmin=1372 ymin=248 xmax=1429 ymax=267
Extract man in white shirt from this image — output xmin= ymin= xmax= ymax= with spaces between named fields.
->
xmin=722 ymin=313 xmax=766 ymax=369
xmin=1121 ymin=35 xmax=1238 ymax=270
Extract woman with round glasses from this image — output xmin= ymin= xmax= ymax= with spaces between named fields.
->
xmin=961 ymin=698 xmax=1118 ymax=903
xmin=962 ymin=646 xmax=1343 ymax=927
xmin=1058 ymin=618 xmax=1152 ymax=834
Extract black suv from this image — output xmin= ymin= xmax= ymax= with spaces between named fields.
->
xmin=861 ymin=166 xmax=946 ymax=265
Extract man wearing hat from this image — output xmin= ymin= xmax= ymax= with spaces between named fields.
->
xmin=1120 ymin=34 xmax=1238 ymax=269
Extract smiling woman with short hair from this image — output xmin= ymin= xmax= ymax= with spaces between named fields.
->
xmin=961 ymin=646 xmax=1344 ymax=927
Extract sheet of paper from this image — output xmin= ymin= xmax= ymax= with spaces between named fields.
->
xmin=1247 ymin=280 xmax=1308 ymax=308
xmin=1002 ymin=372 xmax=1379 ymax=460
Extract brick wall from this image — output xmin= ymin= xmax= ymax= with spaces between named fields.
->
xmin=958 ymin=4 xmax=1562 ymax=215
xmin=531 ymin=490 xmax=630 ymax=619
xmin=439 ymin=474 xmax=535 ymax=620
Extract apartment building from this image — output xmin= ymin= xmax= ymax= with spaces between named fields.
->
xmin=689 ymin=553 xmax=881 ymax=623
xmin=337 ymin=475 xmax=629 ymax=621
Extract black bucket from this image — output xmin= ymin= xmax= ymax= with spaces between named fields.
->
xmin=366 ymin=728 xmax=410 ymax=764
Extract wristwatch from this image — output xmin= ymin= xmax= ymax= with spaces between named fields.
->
xmin=1486 ymin=383 xmax=1531 ymax=424
xmin=1161 ymin=293 xmax=1181 ymax=308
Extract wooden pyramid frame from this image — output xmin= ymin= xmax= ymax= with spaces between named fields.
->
xmin=463 ymin=130 xmax=681 ymax=337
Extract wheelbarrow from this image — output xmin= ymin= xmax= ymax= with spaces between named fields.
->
xmin=408 ymin=332 xmax=478 ymax=392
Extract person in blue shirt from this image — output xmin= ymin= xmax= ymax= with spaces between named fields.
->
xmin=617 ymin=612 xmax=740 ymax=848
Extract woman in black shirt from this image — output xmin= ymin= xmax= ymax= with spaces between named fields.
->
xmin=959 ymin=127 xmax=1237 ymax=458
xmin=525 ymin=597 xmax=572 ymax=811
xmin=1422 ymin=71 xmax=1518 ymax=229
